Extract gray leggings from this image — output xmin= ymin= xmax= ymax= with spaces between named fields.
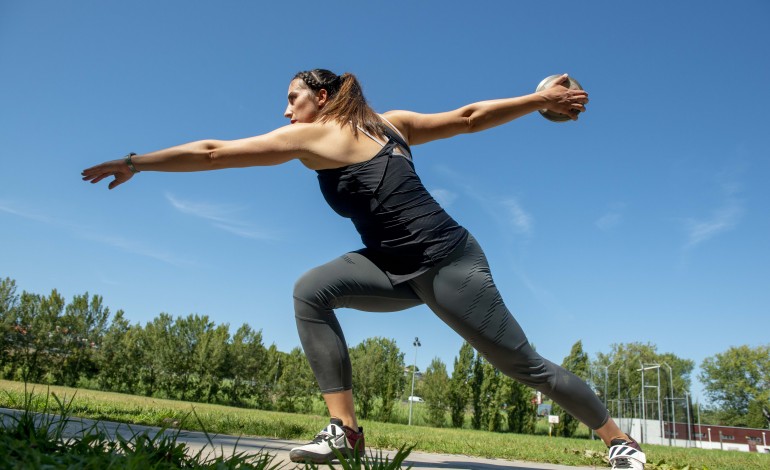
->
xmin=293 ymin=234 xmax=609 ymax=430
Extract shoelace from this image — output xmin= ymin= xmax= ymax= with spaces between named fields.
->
xmin=311 ymin=427 xmax=339 ymax=445
xmin=612 ymin=457 xmax=632 ymax=469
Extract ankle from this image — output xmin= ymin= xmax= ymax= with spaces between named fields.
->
xmin=332 ymin=416 xmax=359 ymax=431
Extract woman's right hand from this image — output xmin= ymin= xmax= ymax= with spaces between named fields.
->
xmin=81 ymin=158 xmax=135 ymax=190
xmin=537 ymin=74 xmax=589 ymax=120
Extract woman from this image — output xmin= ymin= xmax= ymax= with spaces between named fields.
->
xmin=82 ymin=69 xmax=646 ymax=470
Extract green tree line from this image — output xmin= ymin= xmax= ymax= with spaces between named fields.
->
xmin=1 ymin=276 xmax=767 ymax=430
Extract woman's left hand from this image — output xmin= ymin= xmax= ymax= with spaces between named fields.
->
xmin=538 ymin=74 xmax=589 ymax=120
xmin=81 ymin=159 xmax=135 ymax=190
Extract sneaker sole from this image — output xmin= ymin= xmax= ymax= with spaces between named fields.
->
xmin=289 ymin=449 xmax=352 ymax=463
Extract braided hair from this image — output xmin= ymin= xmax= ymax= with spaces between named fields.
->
xmin=293 ymin=69 xmax=385 ymax=138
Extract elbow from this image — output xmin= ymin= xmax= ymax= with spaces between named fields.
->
xmin=463 ymin=108 xmax=485 ymax=134
xmin=202 ymin=140 xmax=226 ymax=169
xmin=465 ymin=115 xmax=479 ymax=133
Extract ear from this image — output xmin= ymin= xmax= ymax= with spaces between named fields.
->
xmin=315 ymin=89 xmax=329 ymax=108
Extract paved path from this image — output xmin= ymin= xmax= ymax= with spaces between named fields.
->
xmin=0 ymin=408 xmax=603 ymax=469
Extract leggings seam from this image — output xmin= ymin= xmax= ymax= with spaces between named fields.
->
xmin=294 ymin=293 xmax=421 ymax=313
xmin=320 ymin=385 xmax=352 ymax=394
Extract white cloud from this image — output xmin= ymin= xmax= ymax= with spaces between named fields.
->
xmin=79 ymin=232 xmax=194 ymax=266
xmin=684 ymin=201 xmax=744 ymax=249
xmin=165 ymin=193 xmax=244 ymax=224
xmin=500 ymin=198 xmax=533 ymax=235
xmin=0 ymin=200 xmax=193 ymax=266
xmin=682 ymin=165 xmax=746 ymax=250
xmin=430 ymin=164 xmax=534 ymax=238
xmin=166 ymin=193 xmax=276 ymax=240
xmin=0 ymin=201 xmax=57 ymax=225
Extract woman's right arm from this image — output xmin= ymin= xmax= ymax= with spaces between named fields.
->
xmin=383 ymin=74 xmax=588 ymax=146
xmin=82 ymin=124 xmax=326 ymax=190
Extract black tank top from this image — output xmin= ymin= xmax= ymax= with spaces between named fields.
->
xmin=316 ymin=121 xmax=468 ymax=284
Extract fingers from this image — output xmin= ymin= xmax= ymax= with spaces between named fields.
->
xmin=553 ymin=73 xmax=570 ymax=87
xmin=81 ymin=169 xmax=110 ymax=184
xmin=107 ymin=173 xmax=131 ymax=190
xmin=81 ymin=160 xmax=131 ymax=189
xmin=90 ymin=174 xmax=108 ymax=184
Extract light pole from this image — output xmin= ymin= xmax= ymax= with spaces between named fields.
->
xmin=604 ymin=362 xmax=615 ymax=414
xmin=639 ymin=363 xmax=662 ymax=445
xmin=408 ymin=337 xmax=421 ymax=426
xmin=685 ymin=391 xmax=692 ymax=447
xmin=617 ymin=367 xmax=622 ymax=430
xmin=696 ymin=400 xmax=702 ymax=449
xmin=663 ymin=362 xmax=675 ymax=446
xmin=639 ymin=361 xmax=647 ymax=443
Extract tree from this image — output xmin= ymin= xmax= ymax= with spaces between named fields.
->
xmin=0 ymin=277 xmax=19 ymax=376
xmin=226 ymin=324 xmax=269 ymax=406
xmin=553 ymin=340 xmax=589 ymax=437
xmin=140 ymin=313 xmax=175 ymax=397
xmin=58 ymin=293 xmax=110 ymax=386
xmin=746 ymin=392 xmax=770 ymax=430
xmin=421 ymin=357 xmax=450 ymax=427
xmin=191 ymin=320 xmax=230 ymax=403
xmin=97 ymin=310 xmax=144 ymax=394
xmin=479 ymin=359 xmax=504 ymax=432
xmin=503 ymin=376 xmax=536 ymax=434
xmin=595 ymin=342 xmax=694 ymax=423
xmin=161 ymin=314 xmax=230 ymax=402
xmin=11 ymin=290 xmax=64 ymax=383
xmin=448 ymin=342 xmax=474 ymax=428
xmin=265 ymin=343 xmax=283 ymax=405
xmin=470 ymin=354 xmax=484 ymax=429
xmin=700 ymin=345 xmax=770 ymax=426
xmin=349 ymin=337 xmax=405 ymax=420
xmin=274 ymin=347 xmax=317 ymax=413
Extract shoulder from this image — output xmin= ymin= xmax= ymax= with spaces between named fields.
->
xmin=269 ymin=122 xmax=334 ymax=142
xmin=381 ymin=110 xmax=416 ymax=142
xmin=383 ymin=107 xmax=471 ymax=146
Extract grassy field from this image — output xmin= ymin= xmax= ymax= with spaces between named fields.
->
xmin=2 ymin=380 xmax=769 ymax=469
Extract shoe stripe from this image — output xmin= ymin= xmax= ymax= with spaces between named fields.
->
xmin=609 ymin=445 xmax=646 ymax=467
xmin=610 ymin=445 xmax=638 ymax=458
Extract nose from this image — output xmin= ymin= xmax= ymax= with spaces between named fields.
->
xmin=284 ymin=104 xmax=292 ymax=119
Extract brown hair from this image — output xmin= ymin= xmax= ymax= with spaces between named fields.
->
xmin=293 ymin=69 xmax=385 ymax=138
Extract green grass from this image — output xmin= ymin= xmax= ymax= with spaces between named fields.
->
xmin=0 ymin=383 xmax=412 ymax=469
xmin=2 ymin=380 xmax=769 ymax=469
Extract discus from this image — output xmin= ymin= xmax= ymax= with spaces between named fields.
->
xmin=535 ymin=75 xmax=584 ymax=122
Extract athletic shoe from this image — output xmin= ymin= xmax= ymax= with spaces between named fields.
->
xmin=608 ymin=436 xmax=646 ymax=469
xmin=289 ymin=418 xmax=365 ymax=463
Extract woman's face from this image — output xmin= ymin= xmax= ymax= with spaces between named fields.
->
xmin=284 ymin=79 xmax=326 ymax=124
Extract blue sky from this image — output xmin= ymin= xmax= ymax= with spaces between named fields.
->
xmin=1 ymin=1 xmax=768 ymax=404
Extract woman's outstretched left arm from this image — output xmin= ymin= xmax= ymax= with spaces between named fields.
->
xmin=82 ymin=124 xmax=324 ymax=190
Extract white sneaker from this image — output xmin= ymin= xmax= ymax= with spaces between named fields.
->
xmin=289 ymin=418 xmax=365 ymax=463
xmin=608 ymin=437 xmax=646 ymax=469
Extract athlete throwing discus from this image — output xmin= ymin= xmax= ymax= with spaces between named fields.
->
xmin=83 ymin=70 xmax=646 ymax=469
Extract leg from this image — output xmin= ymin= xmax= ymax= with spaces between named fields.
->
xmin=322 ymin=390 xmax=356 ymax=429
xmin=409 ymin=235 xmax=611 ymax=436
xmin=293 ymin=251 xmax=422 ymax=429
xmin=595 ymin=419 xmax=634 ymax=444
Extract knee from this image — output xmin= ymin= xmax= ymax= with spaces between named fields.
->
xmin=293 ymin=267 xmax=334 ymax=312
xmin=491 ymin=344 xmax=552 ymax=388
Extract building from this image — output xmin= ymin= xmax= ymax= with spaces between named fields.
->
xmin=619 ymin=417 xmax=770 ymax=453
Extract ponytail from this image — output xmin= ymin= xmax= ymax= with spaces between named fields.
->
xmin=293 ymin=69 xmax=385 ymax=138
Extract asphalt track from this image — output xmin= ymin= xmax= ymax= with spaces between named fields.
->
xmin=0 ymin=408 xmax=604 ymax=469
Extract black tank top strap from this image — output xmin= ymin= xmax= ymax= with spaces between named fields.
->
xmin=378 ymin=118 xmax=412 ymax=161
